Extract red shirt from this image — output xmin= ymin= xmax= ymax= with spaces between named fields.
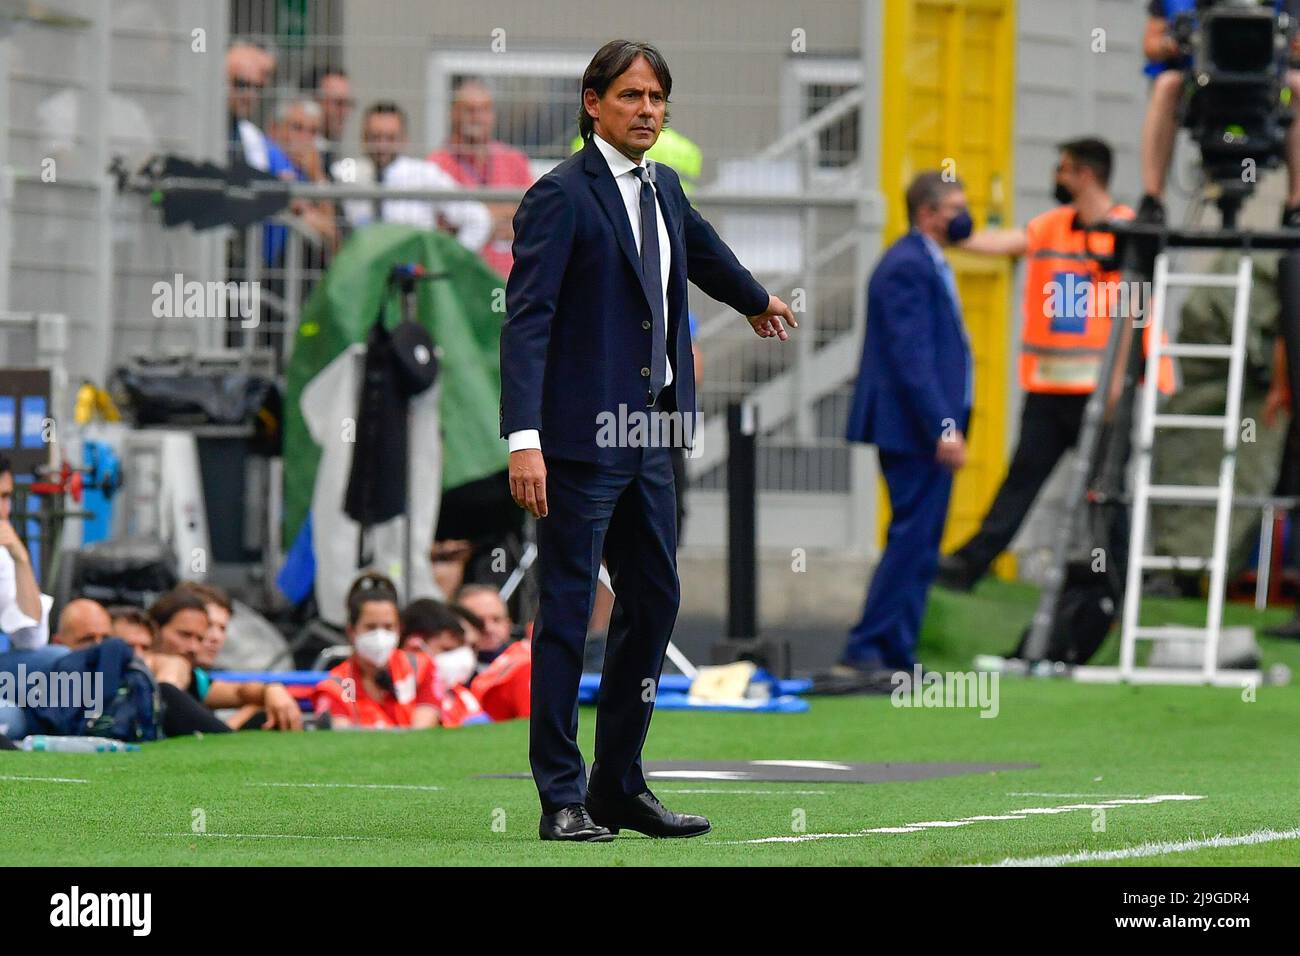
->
xmin=313 ymin=650 xmax=440 ymax=728
xmin=469 ymin=640 xmax=531 ymax=721
xmin=427 ymin=141 xmax=533 ymax=277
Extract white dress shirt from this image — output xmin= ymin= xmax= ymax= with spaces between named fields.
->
xmin=334 ymin=154 xmax=493 ymax=252
xmin=508 ymin=132 xmax=673 ymax=453
xmin=0 ymin=547 xmax=51 ymax=651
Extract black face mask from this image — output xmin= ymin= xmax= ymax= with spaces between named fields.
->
xmin=1054 ymin=182 xmax=1074 ymax=205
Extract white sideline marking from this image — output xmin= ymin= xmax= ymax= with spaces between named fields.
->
xmin=246 ymin=782 xmax=442 ymax=791
xmin=720 ymin=794 xmax=1206 ymax=845
xmin=656 ymin=788 xmax=829 ymax=795
xmin=1008 ymin=792 xmax=1144 ymax=798
xmin=153 ymin=832 xmax=372 ymax=841
xmin=979 ymin=827 xmax=1300 ymax=867
xmin=0 ymin=774 xmax=90 ymax=784
xmin=749 ymin=760 xmax=853 ymax=771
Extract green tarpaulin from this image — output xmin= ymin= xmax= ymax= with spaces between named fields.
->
xmin=282 ymin=224 xmax=509 ymax=547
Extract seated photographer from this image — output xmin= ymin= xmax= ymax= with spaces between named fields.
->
xmin=312 ymin=572 xmax=441 ymax=729
xmin=147 ymin=590 xmax=302 ymax=732
xmin=1140 ymin=0 xmax=1300 ymax=225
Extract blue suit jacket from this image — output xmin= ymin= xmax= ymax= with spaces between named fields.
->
xmin=501 ymin=137 xmax=769 ymax=464
xmin=845 ymin=231 xmax=972 ymax=455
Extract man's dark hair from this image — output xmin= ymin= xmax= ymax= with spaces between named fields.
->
xmin=905 ymin=171 xmax=964 ymax=226
xmin=107 ymin=605 xmax=158 ymax=640
xmin=304 ymin=64 xmax=347 ymax=91
xmin=364 ymin=100 xmax=407 ymax=130
xmin=0 ymin=454 xmax=10 ymax=478
xmin=346 ymin=570 xmax=399 ymax=627
xmin=448 ymin=602 xmax=485 ymax=634
xmin=176 ymin=580 xmax=232 ymax=614
xmin=577 ymin=40 xmax=672 ymax=142
xmin=1058 ymin=137 xmax=1113 ymax=187
xmin=401 ymin=598 xmax=465 ymax=640
xmin=147 ymin=590 xmax=209 ymax=630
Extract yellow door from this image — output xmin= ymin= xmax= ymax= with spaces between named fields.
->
xmin=877 ymin=0 xmax=1017 ymax=575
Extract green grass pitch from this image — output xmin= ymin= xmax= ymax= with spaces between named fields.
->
xmin=3 ymin=581 xmax=1299 ymax=866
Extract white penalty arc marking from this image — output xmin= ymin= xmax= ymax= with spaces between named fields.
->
xmin=245 ymin=782 xmax=443 ymax=791
xmin=0 ymin=774 xmax=90 ymax=784
xmin=721 ymin=794 xmax=1206 ymax=845
xmin=749 ymin=760 xmax=854 ymax=771
xmin=979 ymin=827 xmax=1300 ymax=867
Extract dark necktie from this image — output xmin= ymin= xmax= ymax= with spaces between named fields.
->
xmin=635 ymin=166 xmax=667 ymax=404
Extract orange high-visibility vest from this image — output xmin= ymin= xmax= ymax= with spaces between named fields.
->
xmin=1021 ymin=205 xmax=1173 ymax=395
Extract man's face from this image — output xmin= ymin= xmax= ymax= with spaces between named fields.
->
xmin=349 ymin=600 xmax=400 ymax=641
xmin=57 ymin=602 xmax=113 ymax=651
xmin=0 ymin=471 xmax=11 ymax=523
xmin=923 ymin=188 xmax=969 ymax=246
xmin=452 ymin=84 xmax=495 ymax=145
xmin=112 ymin=618 xmax=154 ymax=656
xmin=273 ymin=103 xmax=321 ymax=156
xmin=196 ymin=602 xmax=230 ymax=669
xmin=585 ymin=54 xmax=665 ymax=160
xmin=460 ymin=591 xmax=510 ymax=653
xmin=318 ymin=74 xmax=354 ymax=141
xmin=159 ymin=609 xmax=208 ymax=663
xmin=1055 ymin=153 xmax=1087 ymax=202
xmin=364 ymin=112 xmax=405 ymax=169
xmin=227 ymin=48 xmax=268 ymax=120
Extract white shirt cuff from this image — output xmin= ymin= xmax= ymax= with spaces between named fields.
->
xmin=507 ymin=429 xmax=541 ymax=453
xmin=2 ymin=592 xmax=53 ymax=650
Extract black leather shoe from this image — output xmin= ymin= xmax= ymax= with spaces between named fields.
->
xmin=586 ymin=789 xmax=711 ymax=838
xmin=538 ymin=804 xmax=615 ymax=842
xmin=1137 ymin=194 xmax=1166 ymax=226
xmin=935 ymin=555 xmax=978 ymax=592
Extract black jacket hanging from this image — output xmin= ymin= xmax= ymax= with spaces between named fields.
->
xmin=343 ymin=317 xmax=438 ymax=528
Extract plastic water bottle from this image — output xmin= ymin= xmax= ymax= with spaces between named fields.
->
xmin=19 ymin=735 xmax=141 ymax=753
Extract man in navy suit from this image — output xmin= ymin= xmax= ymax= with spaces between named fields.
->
xmin=501 ymin=40 xmax=796 ymax=842
xmin=839 ymin=171 xmax=975 ymax=675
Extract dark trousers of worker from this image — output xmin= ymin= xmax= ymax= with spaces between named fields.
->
xmin=949 ymin=392 xmax=1088 ymax=577
xmin=842 ymin=452 xmax=954 ymax=670
xmin=530 ymin=440 xmax=679 ymax=814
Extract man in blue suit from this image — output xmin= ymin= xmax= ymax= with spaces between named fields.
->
xmin=501 ymin=40 xmax=796 ymax=842
xmin=840 ymin=171 xmax=975 ymax=674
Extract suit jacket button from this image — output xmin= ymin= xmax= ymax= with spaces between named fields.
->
xmin=641 ymin=367 xmax=651 ymax=377
xmin=642 ymin=320 xmax=652 ymax=330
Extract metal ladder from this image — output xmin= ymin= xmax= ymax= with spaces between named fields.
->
xmin=1116 ymin=252 xmax=1252 ymax=685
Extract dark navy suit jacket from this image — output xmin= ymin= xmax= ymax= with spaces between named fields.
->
xmin=501 ymin=136 xmax=769 ymax=464
xmin=845 ymin=231 xmax=972 ymax=455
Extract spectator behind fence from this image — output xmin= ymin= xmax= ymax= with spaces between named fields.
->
xmin=266 ymin=97 xmax=340 ymax=254
xmin=312 ymin=572 xmax=441 ymax=729
xmin=148 ymin=590 xmax=302 ymax=731
xmin=306 ymin=65 xmax=355 ymax=177
xmin=454 ymin=584 xmax=512 ymax=669
xmin=401 ymin=598 xmax=477 ymax=689
xmin=427 ymin=77 xmax=535 ymax=276
xmin=226 ymin=42 xmax=283 ymax=172
xmin=107 ymin=605 xmax=157 ymax=656
xmin=334 ymin=101 xmax=491 ymax=251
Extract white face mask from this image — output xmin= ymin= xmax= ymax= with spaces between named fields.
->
xmin=354 ymin=628 xmax=398 ymax=668
xmin=434 ymin=645 xmax=476 ymax=688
